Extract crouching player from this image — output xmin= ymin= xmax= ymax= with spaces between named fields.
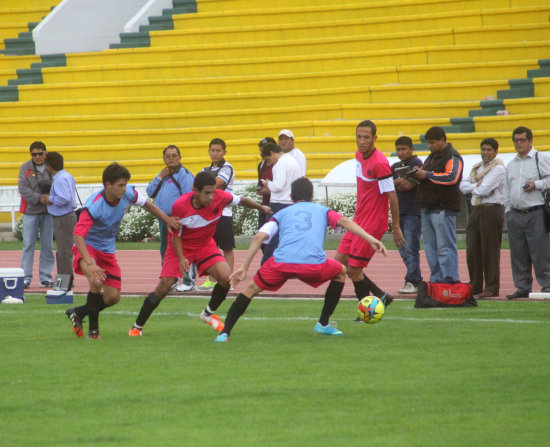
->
xmin=216 ymin=177 xmax=387 ymax=342
xmin=129 ymin=171 xmax=271 ymax=336
xmin=66 ymin=163 xmax=180 ymax=339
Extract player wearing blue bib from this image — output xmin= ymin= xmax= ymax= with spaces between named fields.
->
xmin=65 ymin=163 xmax=180 ymax=339
xmin=215 ymin=177 xmax=387 ymax=342
xmin=271 ymin=201 xmax=335 ymax=265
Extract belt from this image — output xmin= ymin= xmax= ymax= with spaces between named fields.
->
xmin=472 ymin=203 xmax=502 ymax=208
xmin=511 ymin=205 xmax=544 ymax=214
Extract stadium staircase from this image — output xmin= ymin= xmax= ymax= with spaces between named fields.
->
xmin=0 ymin=0 xmax=549 ymax=187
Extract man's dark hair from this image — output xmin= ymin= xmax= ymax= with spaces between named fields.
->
xmin=193 ymin=171 xmax=217 ymax=191
xmin=102 ymin=162 xmax=131 ymax=186
xmin=356 ymin=119 xmax=376 ymax=136
xmin=513 ymin=126 xmax=533 ymax=141
xmin=258 ymin=137 xmax=276 ymax=148
xmin=480 ymin=138 xmax=499 ymax=151
xmin=209 ymin=138 xmax=226 ymax=150
xmin=163 ymin=144 xmax=181 ymax=156
xmin=29 ymin=141 xmax=46 ymax=152
xmin=45 ymin=151 xmax=64 ymax=171
xmin=395 ymin=136 xmax=413 ymax=148
xmin=291 ymin=177 xmax=313 ymax=203
xmin=425 ymin=126 xmax=447 ymax=141
xmin=260 ymin=142 xmax=282 ymax=158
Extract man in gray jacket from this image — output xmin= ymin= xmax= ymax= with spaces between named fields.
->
xmin=17 ymin=141 xmax=54 ymax=288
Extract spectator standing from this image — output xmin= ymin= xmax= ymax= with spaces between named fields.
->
xmin=278 ymin=129 xmax=307 ymax=176
xmin=17 ymin=141 xmax=54 ymax=288
xmin=198 ymin=138 xmax=236 ymax=291
xmin=258 ymin=142 xmax=302 ymax=264
xmin=45 ymin=151 xmax=77 ymax=281
xmin=459 ymin=138 xmax=505 ymax=299
xmin=503 ymin=126 xmax=550 ymax=299
xmin=335 ymin=120 xmax=405 ymax=307
xmin=391 ymin=136 xmax=423 ymax=294
xmin=146 ymin=145 xmax=194 ymax=290
xmin=415 ymin=126 xmax=463 ymax=284
xmin=256 ymin=137 xmax=276 ymax=230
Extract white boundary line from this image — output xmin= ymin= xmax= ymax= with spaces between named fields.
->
xmin=1 ymin=309 xmax=546 ymax=324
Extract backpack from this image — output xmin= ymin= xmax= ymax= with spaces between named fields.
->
xmin=414 ymin=281 xmax=477 ymax=308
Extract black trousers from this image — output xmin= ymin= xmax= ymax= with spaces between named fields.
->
xmin=465 ymin=204 xmax=504 ymax=294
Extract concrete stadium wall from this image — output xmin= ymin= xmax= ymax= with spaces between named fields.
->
xmin=33 ymin=0 xmax=168 ymax=55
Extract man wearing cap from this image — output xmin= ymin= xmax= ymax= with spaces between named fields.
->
xmin=278 ymin=129 xmax=307 ymax=177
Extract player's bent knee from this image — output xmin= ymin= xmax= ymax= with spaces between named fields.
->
xmin=216 ymin=278 xmax=231 ymax=289
xmin=335 ymin=266 xmax=347 ymax=282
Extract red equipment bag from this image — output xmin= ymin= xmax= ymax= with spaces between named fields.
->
xmin=414 ymin=281 xmax=477 ymax=308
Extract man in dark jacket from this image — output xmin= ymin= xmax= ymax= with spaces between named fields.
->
xmin=17 ymin=141 xmax=54 ymax=288
xmin=415 ymin=127 xmax=464 ymax=284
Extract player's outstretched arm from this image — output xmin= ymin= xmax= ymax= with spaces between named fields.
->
xmin=73 ymin=234 xmax=107 ymax=282
xmin=229 ymin=232 xmax=269 ymax=287
xmin=238 ymin=196 xmax=272 ymax=215
xmin=337 ymin=217 xmax=387 ymax=256
xmin=171 ymin=235 xmax=189 ymax=276
xmin=142 ymin=200 xmax=181 ymax=232
xmin=386 ymin=191 xmax=405 ymax=248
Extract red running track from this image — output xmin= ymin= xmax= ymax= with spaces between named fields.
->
xmin=0 ymin=249 xmax=519 ymax=300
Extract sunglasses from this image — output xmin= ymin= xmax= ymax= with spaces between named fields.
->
xmin=31 ymin=152 xmax=45 ymax=157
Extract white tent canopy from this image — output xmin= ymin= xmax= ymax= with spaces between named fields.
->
xmin=319 ymin=153 xmax=519 ymax=191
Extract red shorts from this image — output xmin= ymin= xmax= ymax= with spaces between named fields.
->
xmin=337 ymin=229 xmax=384 ymax=268
xmin=254 ymin=257 xmax=344 ymax=291
xmin=161 ymin=239 xmax=225 ymax=278
xmin=72 ymin=245 xmax=122 ymax=289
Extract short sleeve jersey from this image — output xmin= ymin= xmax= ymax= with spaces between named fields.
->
xmin=170 ymin=189 xmax=239 ymax=251
xmin=354 ymin=149 xmax=394 ymax=234
xmin=74 ymin=185 xmax=143 ymax=253
xmin=261 ymin=201 xmax=343 ymax=264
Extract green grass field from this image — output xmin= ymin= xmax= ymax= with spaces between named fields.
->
xmin=1 ymin=296 xmax=548 ymax=447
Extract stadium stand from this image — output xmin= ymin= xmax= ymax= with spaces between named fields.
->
xmin=0 ymin=0 xmax=548 ymax=190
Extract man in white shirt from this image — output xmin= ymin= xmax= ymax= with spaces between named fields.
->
xmin=459 ymin=138 xmax=505 ymax=299
xmin=258 ymin=142 xmax=302 ymax=264
xmin=278 ymin=129 xmax=307 ymax=177
xmin=503 ymin=126 xmax=550 ymax=299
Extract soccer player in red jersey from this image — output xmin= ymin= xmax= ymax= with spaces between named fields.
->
xmin=336 ymin=120 xmax=406 ymax=307
xmin=129 ymin=171 xmax=271 ymax=336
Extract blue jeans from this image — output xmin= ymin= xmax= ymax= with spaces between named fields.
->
xmin=421 ymin=209 xmax=459 ymax=284
xmin=21 ymin=213 xmax=54 ymax=282
xmin=398 ymin=214 xmax=422 ymax=286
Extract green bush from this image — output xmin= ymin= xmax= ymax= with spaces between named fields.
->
xmin=13 ymin=216 xmax=23 ymax=241
xmin=118 ymin=203 xmax=160 ymax=242
xmin=233 ymin=184 xmax=263 ymax=235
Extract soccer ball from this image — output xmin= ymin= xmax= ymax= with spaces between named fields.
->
xmin=357 ymin=296 xmax=385 ymax=324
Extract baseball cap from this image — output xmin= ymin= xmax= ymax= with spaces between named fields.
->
xmin=278 ymin=129 xmax=294 ymax=139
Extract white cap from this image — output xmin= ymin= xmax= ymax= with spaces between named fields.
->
xmin=278 ymin=129 xmax=294 ymax=139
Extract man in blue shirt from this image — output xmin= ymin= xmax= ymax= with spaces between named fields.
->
xmin=45 ymin=151 xmax=77 ymax=282
xmin=146 ymin=145 xmax=194 ymax=263
xmin=391 ymin=136 xmax=423 ymax=294
xmin=215 ymin=177 xmax=387 ymax=342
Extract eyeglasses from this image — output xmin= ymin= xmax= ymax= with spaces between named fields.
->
xmin=513 ymin=138 xmax=529 ymax=144
xmin=164 ymin=153 xmax=180 ymax=159
xmin=31 ymin=152 xmax=45 ymax=157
